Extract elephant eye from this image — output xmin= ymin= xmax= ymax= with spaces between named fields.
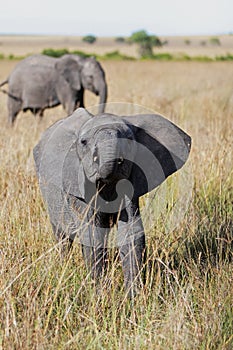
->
xmin=80 ymin=138 xmax=87 ymax=146
xmin=86 ymin=75 xmax=93 ymax=85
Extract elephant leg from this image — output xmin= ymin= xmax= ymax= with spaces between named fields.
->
xmin=74 ymin=88 xmax=84 ymax=109
xmin=39 ymin=109 xmax=44 ymax=118
xmin=7 ymin=96 xmax=21 ymax=125
xmin=35 ymin=108 xmax=44 ymax=119
xmin=78 ymin=87 xmax=84 ymax=108
xmin=58 ymin=91 xmax=76 ymax=114
xmin=81 ymin=211 xmax=110 ymax=281
xmin=65 ymin=99 xmax=77 ymax=115
xmin=81 ymin=244 xmax=108 ymax=281
xmin=118 ymin=198 xmax=146 ymax=299
xmin=51 ymin=222 xmax=74 ymax=257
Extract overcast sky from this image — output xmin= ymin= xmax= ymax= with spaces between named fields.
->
xmin=0 ymin=0 xmax=232 ymax=36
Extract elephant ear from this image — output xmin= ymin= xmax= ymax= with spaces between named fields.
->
xmin=33 ymin=108 xmax=93 ymax=201
xmin=123 ymin=114 xmax=191 ymax=198
xmin=55 ymin=55 xmax=81 ymax=90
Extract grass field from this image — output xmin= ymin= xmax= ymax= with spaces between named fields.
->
xmin=0 ymin=37 xmax=233 ymax=349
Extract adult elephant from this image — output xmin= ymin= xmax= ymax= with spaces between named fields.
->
xmin=34 ymin=108 xmax=191 ymax=299
xmin=0 ymin=54 xmax=107 ymax=124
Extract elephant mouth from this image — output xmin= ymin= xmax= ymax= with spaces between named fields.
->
xmin=87 ymin=171 xmax=98 ymax=182
xmin=88 ymin=171 xmax=118 ymax=184
xmin=88 ymin=171 xmax=114 ymax=184
xmin=97 ymin=172 xmax=127 ymax=186
xmin=98 ymin=177 xmax=114 ymax=185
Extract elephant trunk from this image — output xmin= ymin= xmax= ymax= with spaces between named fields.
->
xmin=98 ymin=83 xmax=107 ymax=113
xmin=97 ymin=137 xmax=119 ymax=181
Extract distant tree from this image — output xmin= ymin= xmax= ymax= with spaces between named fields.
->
xmin=184 ymin=39 xmax=191 ymax=45
xmin=200 ymin=40 xmax=207 ymax=46
xmin=115 ymin=36 xmax=125 ymax=43
xmin=82 ymin=35 xmax=97 ymax=44
xmin=129 ymin=30 xmax=162 ymax=58
xmin=209 ymin=37 xmax=221 ymax=46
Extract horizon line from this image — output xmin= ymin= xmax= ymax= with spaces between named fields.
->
xmin=0 ymin=31 xmax=232 ymax=38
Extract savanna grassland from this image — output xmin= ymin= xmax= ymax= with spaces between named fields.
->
xmin=0 ymin=36 xmax=233 ymax=349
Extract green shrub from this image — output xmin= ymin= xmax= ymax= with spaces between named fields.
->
xmin=82 ymin=35 xmax=97 ymax=44
xmin=200 ymin=40 xmax=207 ymax=46
xmin=0 ymin=53 xmax=5 ymax=59
xmin=193 ymin=55 xmax=213 ymax=62
xmin=215 ymin=53 xmax=233 ymax=61
xmin=115 ymin=37 xmax=125 ymax=43
xmin=8 ymin=54 xmax=15 ymax=60
xmin=101 ymin=50 xmax=135 ymax=60
xmin=150 ymin=53 xmax=173 ymax=60
xmin=209 ymin=37 xmax=221 ymax=46
xmin=184 ymin=39 xmax=191 ymax=45
xmin=175 ymin=53 xmax=191 ymax=61
xmin=42 ymin=48 xmax=69 ymax=57
xmin=71 ymin=50 xmax=93 ymax=58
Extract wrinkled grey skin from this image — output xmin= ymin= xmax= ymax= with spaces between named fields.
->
xmin=0 ymin=54 xmax=107 ymax=124
xmin=33 ymin=108 xmax=191 ymax=298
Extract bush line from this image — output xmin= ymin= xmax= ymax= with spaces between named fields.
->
xmin=0 ymin=49 xmax=232 ymax=62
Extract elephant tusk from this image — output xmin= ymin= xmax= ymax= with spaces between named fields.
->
xmin=93 ymin=155 xmax=98 ymax=162
xmin=118 ymin=157 xmax=124 ymax=165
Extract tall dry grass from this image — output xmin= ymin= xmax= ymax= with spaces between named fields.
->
xmin=0 ymin=60 xmax=232 ymax=349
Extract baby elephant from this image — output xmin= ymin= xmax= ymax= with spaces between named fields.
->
xmin=33 ymin=108 xmax=191 ymax=298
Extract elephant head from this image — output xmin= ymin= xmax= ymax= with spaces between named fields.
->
xmin=76 ymin=57 xmax=107 ymax=113
xmin=77 ymin=115 xmax=136 ymax=182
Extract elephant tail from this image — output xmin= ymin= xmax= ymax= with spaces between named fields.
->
xmin=0 ymin=79 xmax=9 ymax=95
xmin=0 ymin=79 xmax=8 ymax=88
xmin=0 ymin=80 xmax=22 ymax=102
